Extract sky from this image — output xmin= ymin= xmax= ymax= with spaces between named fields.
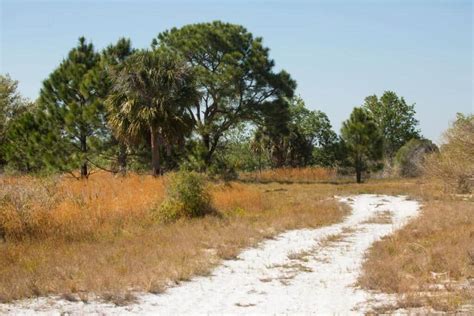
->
xmin=1 ymin=0 xmax=472 ymax=142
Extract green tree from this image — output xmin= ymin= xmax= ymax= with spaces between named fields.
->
xmin=363 ymin=91 xmax=420 ymax=159
xmin=253 ymin=96 xmax=338 ymax=167
xmin=2 ymin=106 xmax=57 ymax=173
xmin=39 ymin=37 xmax=107 ymax=178
xmin=253 ymin=97 xmax=291 ymax=168
xmin=0 ymin=74 xmax=30 ymax=166
xmin=100 ymin=38 xmax=136 ymax=173
xmin=106 ymin=49 xmax=196 ymax=176
xmin=154 ymin=21 xmax=296 ymax=166
xmin=287 ymin=96 xmax=338 ymax=167
xmin=340 ymin=107 xmax=383 ymax=183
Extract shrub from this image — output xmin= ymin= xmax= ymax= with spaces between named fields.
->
xmin=156 ymin=171 xmax=213 ymax=222
xmin=0 ymin=177 xmax=59 ymax=240
xmin=394 ymin=138 xmax=437 ymax=178
xmin=424 ymin=114 xmax=474 ymax=193
xmin=207 ymin=157 xmax=238 ymax=182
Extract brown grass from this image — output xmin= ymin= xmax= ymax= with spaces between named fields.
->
xmin=358 ymin=180 xmax=474 ymax=312
xmin=0 ymin=171 xmax=348 ymax=303
xmin=0 ymin=173 xmax=165 ymax=241
xmin=362 ymin=210 xmax=393 ymax=224
xmin=0 ymin=172 xmax=472 ymax=312
xmin=239 ymin=167 xmax=336 ymax=183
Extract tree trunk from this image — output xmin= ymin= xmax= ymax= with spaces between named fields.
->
xmin=81 ymin=162 xmax=88 ymax=179
xmin=355 ymin=156 xmax=362 ymax=183
xmin=150 ymin=126 xmax=161 ymax=177
xmin=117 ymin=143 xmax=127 ymax=175
xmin=202 ymin=133 xmax=212 ymax=168
xmin=80 ymin=136 xmax=88 ymax=179
xmin=356 ymin=168 xmax=362 ymax=183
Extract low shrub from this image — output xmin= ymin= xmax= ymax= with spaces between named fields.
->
xmin=156 ymin=170 xmax=214 ymax=222
xmin=424 ymin=114 xmax=474 ymax=193
xmin=394 ymin=138 xmax=437 ymax=178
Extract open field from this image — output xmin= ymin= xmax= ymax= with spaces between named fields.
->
xmin=0 ymin=169 xmax=473 ymax=312
xmin=0 ymin=170 xmax=347 ymax=303
xmin=1 ymin=194 xmax=421 ymax=314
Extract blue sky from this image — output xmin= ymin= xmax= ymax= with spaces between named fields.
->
xmin=1 ymin=0 xmax=472 ymax=142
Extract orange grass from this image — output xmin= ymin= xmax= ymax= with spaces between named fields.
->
xmin=239 ymin=167 xmax=337 ymax=183
xmin=0 ymin=171 xmax=348 ymax=302
xmin=0 ymin=173 xmax=165 ymax=241
xmin=0 ymin=173 xmax=472 ymax=311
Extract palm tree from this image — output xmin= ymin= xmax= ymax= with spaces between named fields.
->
xmin=106 ymin=49 xmax=196 ymax=176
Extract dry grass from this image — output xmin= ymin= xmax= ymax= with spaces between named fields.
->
xmin=0 ymin=173 xmax=165 ymax=241
xmin=358 ymin=181 xmax=474 ymax=312
xmin=362 ymin=210 xmax=393 ymax=224
xmin=0 ymin=172 xmax=472 ymax=312
xmin=0 ymin=171 xmax=348 ymax=303
xmin=239 ymin=167 xmax=336 ymax=183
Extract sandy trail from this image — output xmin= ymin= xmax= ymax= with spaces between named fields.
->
xmin=1 ymin=194 xmax=420 ymax=315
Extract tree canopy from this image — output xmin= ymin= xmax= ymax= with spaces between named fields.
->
xmin=363 ymin=91 xmax=420 ymax=159
xmin=106 ymin=49 xmax=196 ymax=176
xmin=252 ymin=96 xmax=339 ymax=168
xmin=153 ymin=21 xmax=296 ymax=166
xmin=0 ymin=22 xmax=429 ymax=182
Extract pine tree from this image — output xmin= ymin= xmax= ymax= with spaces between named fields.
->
xmin=154 ymin=21 xmax=296 ymax=167
xmin=0 ymin=74 xmax=29 ymax=166
xmin=39 ymin=37 xmax=107 ymax=178
xmin=340 ymin=107 xmax=383 ymax=183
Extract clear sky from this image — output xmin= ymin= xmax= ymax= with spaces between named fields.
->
xmin=1 ymin=0 xmax=472 ymax=142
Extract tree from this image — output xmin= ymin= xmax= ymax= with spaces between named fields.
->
xmin=154 ymin=21 xmax=296 ymax=166
xmin=287 ymin=97 xmax=338 ymax=167
xmin=39 ymin=37 xmax=107 ymax=178
xmin=363 ymin=91 xmax=420 ymax=159
xmin=253 ymin=96 xmax=338 ymax=168
xmin=253 ymin=97 xmax=291 ymax=168
xmin=100 ymin=38 xmax=135 ymax=174
xmin=0 ymin=74 xmax=29 ymax=166
xmin=340 ymin=107 xmax=383 ymax=183
xmin=106 ymin=49 xmax=196 ymax=176
xmin=2 ymin=106 xmax=59 ymax=173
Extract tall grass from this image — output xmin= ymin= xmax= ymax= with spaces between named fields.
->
xmin=0 ymin=173 xmax=165 ymax=241
xmin=240 ymin=167 xmax=336 ymax=183
xmin=0 ymin=170 xmax=348 ymax=302
xmin=359 ymin=197 xmax=474 ymax=311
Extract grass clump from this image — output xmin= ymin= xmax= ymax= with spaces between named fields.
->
xmin=156 ymin=170 xmax=214 ymax=222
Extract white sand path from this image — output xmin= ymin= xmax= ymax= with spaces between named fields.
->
xmin=0 ymin=194 xmax=420 ymax=315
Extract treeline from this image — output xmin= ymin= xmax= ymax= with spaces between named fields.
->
xmin=0 ymin=21 xmax=428 ymax=182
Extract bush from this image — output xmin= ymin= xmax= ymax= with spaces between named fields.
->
xmin=156 ymin=171 xmax=213 ymax=222
xmin=207 ymin=157 xmax=238 ymax=182
xmin=424 ymin=114 xmax=474 ymax=193
xmin=0 ymin=177 xmax=59 ymax=241
xmin=394 ymin=138 xmax=437 ymax=178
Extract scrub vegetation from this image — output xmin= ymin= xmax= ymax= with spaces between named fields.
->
xmin=0 ymin=20 xmax=472 ymax=312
